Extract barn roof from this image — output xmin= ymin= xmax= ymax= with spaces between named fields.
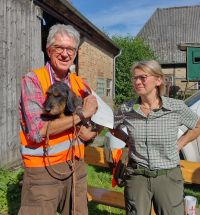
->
xmin=34 ymin=0 xmax=120 ymax=56
xmin=137 ymin=5 xmax=200 ymax=64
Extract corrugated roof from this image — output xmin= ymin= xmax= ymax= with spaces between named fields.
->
xmin=137 ymin=5 xmax=200 ymax=64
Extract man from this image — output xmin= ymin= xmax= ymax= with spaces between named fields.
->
xmin=18 ymin=24 xmax=98 ymax=215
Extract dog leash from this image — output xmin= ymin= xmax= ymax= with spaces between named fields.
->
xmin=44 ymin=119 xmax=83 ymax=177
xmin=44 ymin=117 xmax=83 ymax=215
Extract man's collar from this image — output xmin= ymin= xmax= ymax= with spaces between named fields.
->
xmin=46 ymin=62 xmax=70 ymax=82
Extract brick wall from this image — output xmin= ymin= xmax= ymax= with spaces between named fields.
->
xmin=78 ymin=38 xmax=114 ymax=107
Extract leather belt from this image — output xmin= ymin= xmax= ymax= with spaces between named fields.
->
xmin=127 ymin=162 xmax=179 ymax=178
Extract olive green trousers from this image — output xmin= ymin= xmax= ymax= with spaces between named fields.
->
xmin=124 ymin=166 xmax=184 ymax=215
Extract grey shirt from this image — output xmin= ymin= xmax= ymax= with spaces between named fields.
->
xmin=114 ymin=96 xmax=199 ymax=170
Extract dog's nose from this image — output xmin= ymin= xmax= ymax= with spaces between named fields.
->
xmin=44 ymin=107 xmax=51 ymax=113
xmin=43 ymin=103 xmax=53 ymax=113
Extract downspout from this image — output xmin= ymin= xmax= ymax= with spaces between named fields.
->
xmin=113 ymin=50 xmax=122 ymax=99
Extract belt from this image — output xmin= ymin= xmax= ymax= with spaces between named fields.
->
xmin=127 ymin=162 xmax=179 ymax=178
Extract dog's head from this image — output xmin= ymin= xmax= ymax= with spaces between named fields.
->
xmin=43 ymin=82 xmax=83 ymax=117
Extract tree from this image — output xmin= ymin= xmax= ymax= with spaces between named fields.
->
xmin=112 ymin=36 xmax=156 ymax=105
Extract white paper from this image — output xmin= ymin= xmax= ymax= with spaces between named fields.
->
xmin=91 ymin=91 xmax=114 ymax=129
xmin=105 ymin=132 xmax=125 ymax=149
xmin=105 ymin=126 xmax=128 ymax=149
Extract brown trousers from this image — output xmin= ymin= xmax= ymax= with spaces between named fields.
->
xmin=18 ymin=159 xmax=88 ymax=215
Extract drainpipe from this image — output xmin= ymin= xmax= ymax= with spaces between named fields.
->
xmin=113 ymin=50 xmax=122 ymax=99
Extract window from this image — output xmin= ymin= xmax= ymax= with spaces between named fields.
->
xmin=97 ymin=78 xmax=105 ymax=97
xmin=165 ymin=75 xmax=173 ymax=96
xmin=106 ymin=79 xmax=112 ymax=97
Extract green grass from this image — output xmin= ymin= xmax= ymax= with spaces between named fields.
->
xmin=0 ymin=168 xmax=23 ymax=215
xmin=87 ymin=165 xmax=125 ymax=215
xmin=184 ymin=184 xmax=200 ymax=206
xmin=0 ymin=165 xmax=199 ymax=214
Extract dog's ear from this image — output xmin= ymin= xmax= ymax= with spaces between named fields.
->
xmin=73 ymin=96 xmax=83 ymax=108
xmin=65 ymin=90 xmax=82 ymax=114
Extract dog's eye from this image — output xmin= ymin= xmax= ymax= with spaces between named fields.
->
xmin=53 ymin=92 xmax=60 ymax=97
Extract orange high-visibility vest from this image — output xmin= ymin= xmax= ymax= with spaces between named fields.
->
xmin=20 ymin=67 xmax=91 ymax=168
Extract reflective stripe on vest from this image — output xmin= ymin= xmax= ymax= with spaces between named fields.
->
xmin=21 ymin=144 xmax=85 ymax=168
xmin=20 ymin=67 xmax=89 ymax=167
xmin=20 ymin=139 xmax=72 ymax=156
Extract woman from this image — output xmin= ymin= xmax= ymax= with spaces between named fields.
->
xmin=112 ymin=60 xmax=200 ymax=215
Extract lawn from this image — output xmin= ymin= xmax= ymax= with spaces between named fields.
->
xmin=0 ymin=165 xmax=199 ymax=215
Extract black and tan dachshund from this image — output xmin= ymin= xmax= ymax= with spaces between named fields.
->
xmin=43 ymin=82 xmax=83 ymax=118
xmin=42 ymin=82 xmax=100 ymax=143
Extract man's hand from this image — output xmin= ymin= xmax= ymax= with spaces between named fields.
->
xmin=82 ymin=95 xmax=98 ymax=118
xmin=40 ymin=95 xmax=98 ymax=138
xmin=78 ymin=124 xmax=104 ymax=142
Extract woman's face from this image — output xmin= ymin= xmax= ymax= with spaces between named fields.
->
xmin=132 ymin=68 xmax=161 ymax=97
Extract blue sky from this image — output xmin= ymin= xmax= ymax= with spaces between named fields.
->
xmin=71 ymin=0 xmax=200 ymax=37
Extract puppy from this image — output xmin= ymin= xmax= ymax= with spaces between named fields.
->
xmin=43 ymin=82 xmax=83 ymax=119
xmin=42 ymin=82 xmax=100 ymax=144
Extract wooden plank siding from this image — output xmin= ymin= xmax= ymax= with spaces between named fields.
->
xmin=0 ymin=0 xmax=44 ymax=167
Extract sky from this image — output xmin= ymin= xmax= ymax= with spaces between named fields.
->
xmin=71 ymin=0 xmax=200 ymax=37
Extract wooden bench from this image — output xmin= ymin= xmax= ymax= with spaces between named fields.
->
xmin=85 ymin=146 xmax=200 ymax=215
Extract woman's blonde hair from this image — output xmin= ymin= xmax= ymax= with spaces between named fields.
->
xmin=131 ymin=60 xmax=166 ymax=96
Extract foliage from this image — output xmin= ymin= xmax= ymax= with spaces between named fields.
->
xmin=112 ymin=36 xmax=156 ymax=105
xmin=0 ymin=168 xmax=23 ymax=214
xmin=99 ymin=127 xmax=109 ymax=136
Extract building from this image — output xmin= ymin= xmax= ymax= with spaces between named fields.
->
xmin=137 ymin=5 xmax=200 ymax=97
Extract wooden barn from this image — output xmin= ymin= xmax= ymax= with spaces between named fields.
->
xmin=137 ymin=5 xmax=200 ymax=97
xmin=0 ymin=0 xmax=120 ymax=167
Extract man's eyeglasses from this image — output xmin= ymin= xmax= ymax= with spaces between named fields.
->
xmin=131 ymin=75 xmax=152 ymax=83
xmin=52 ymin=45 xmax=77 ymax=55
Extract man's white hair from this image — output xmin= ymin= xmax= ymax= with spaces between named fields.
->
xmin=46 ymin=24 xmax=80 ymax=49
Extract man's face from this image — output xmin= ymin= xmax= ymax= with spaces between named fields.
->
xmin=47 ymin=33 xmax=77 ymax=77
